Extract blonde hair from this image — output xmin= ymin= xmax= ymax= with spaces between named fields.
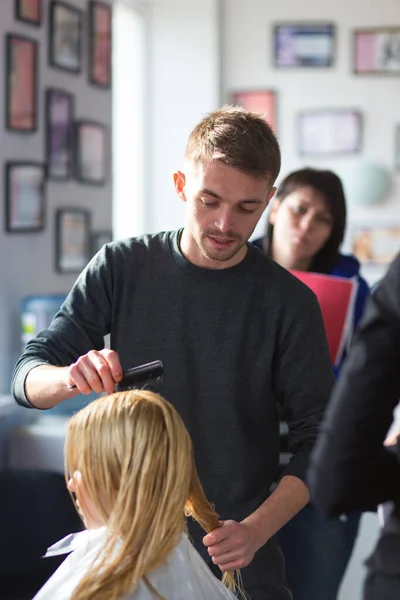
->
xmin=184 ymin=104 xmax=281 ymax=184
xmin=65 ymin=390 xmax=242 ymax=600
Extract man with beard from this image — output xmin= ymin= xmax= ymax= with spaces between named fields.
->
xmin=12 ymin=106 xmax=333 ymax=600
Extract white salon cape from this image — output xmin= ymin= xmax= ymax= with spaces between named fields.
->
xmin=33 ymin=527 xmax=236 ymax=600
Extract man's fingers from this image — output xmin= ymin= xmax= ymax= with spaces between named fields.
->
xmin=203 ymin=530 xmax=226 ymax=547
xmin=71 ymin=361 xmax=104 ymax=394
xmin=101 ymin=348 xmax=123 ymax=383
xmin=218 ymin=558 xmax=246 ymax=571
xmin=203 ymin=520 xmax=232 ymax=547
xmin=83 ymin=352 xmax=112 ymax=393
xmin=67 ymin=369 xmax=94 ymax=395
xmin=69 ymin=350 xmax=121 ymax=395
xmin=211 ymin=548 xmax=242 ymax=564
xmin=203 ymin=519 xmax=255 ymax=572
xmin=206 ymin=527 xmax=245 ymax=556
xmin=207 ymin=539 xmax=239 ymax=557
xmin=384 ymin=431 xmax=399 ymax=446
xmin=211 ymin=546 xmax=250 ymax=571
xmin=94 ymin=359 xmax=117 ymax=394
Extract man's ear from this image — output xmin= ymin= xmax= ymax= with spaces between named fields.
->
xmin=268 ymin=195 xmax=280 ymax=225
xmin=173 ymin=171 xmax=187 ymax=202
xmin=266 ymin=186 xmax=277 ymax=208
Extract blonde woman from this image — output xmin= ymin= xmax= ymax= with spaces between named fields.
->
xmin=34 ymin=390 xmax=241 ymax=600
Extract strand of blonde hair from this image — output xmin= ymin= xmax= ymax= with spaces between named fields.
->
xmin=185 ymin=467 xmax=244 ymax=597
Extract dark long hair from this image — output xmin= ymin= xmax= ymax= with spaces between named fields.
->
xmin=263 ymin=168 xmax=347 ymax=274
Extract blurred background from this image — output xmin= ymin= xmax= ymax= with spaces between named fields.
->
xmin=1 ymin=0 xmax=399 ymax=393
xmin=0 ymin=2 xmax=399 ymax=597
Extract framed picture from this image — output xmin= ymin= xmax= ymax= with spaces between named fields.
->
xmin=91 ymin=230 xmax=112 ymax=257
xmin=75 ymin=120 xmax=108 ymax=185
xmin=55 ymin=208 xmax=91 ymax=273
xmin=298 ymin=109 xmax=362 ymax=155
xmin=352 ymin=225 xmax=400 ymax=266
xmin=5 ymin=162 xmax=45 ymax=233
xmin=354 ymin=27 xmax=400 ymax=75
xmin=15 ymin=0 xmax=42 ymax=25
xmin=45 ymin=88 xmax=74 ymax=180
xmin=395 ymin=125 xmax=400 ymax=171
xmin=274 ymin=22 xmax=335 ymax=68
xmin=89 ymin=1 xmax=112 ymax=88
xmin=49 ymin=1 xmax=83 ymax=74
xmin=5 ymin=34 xmax=38 ymax=132
xmin=232 ymin=90 xmax=277 ymax=132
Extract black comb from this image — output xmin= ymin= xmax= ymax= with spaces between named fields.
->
xmin=115 ymin=360 xmax=164 ymax=391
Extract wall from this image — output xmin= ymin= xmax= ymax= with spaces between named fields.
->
xmin=146 ymin=0 xmax=221 ymax=233
xmin=0 ymin=0 xmax=113 ymax=392
xmin=112 ymin=0 xmax=148 ymax=239
xmin=221 ymin=0 xmax=400 ymax=282
xmin=145 ymin=0 xmax=400 ymax=286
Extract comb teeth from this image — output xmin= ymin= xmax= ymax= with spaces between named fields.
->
xmin=115 ymin=360 xmax=164 ymax=391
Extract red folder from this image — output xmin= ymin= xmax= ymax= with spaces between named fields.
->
xmin=290 ymin=271 xmax=357 ymax=367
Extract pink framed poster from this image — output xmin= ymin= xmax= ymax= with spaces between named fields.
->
xmin=15 ymin=0 xmax=42 ymax=26
xmin=354 ymin=27 xmax=400 ymax=75
xmin=232 ymin=90 xmax=277 ymax=132
xmin=89 ymin=1 xmax=112 ymax=88
xmin=6 ymin=34 xmax=38 ymax=132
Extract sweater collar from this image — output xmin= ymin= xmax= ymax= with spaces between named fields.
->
xmin=168 ymin=229 xmax=256 ymax=282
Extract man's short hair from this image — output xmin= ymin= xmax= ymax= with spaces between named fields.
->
xmin=184 ymin=105 xmax=281 ymax=185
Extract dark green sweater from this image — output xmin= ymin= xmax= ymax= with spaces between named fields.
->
xmin=13 ymin=229 xmax=333 ymax=523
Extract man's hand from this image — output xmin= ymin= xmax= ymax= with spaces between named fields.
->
xmin=384 ymin=431 xmax=400 ymax=447
xmin=67 ymin=348 xmax=123 ymax=395
xmin=202 ymin=476 xmax=310 ymax=572
xmin=202 ymin=520 xmax=260 ymax=571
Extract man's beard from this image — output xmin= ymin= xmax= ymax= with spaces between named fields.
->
xmin=200 ymin=229 xmax=245 ymax=262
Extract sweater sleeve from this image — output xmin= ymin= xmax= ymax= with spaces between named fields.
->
xmin=308 ymin=255 xmax=400 ymax=516
xmin=12 ymin=245 xmax=114 ymax=408
xmin=274 ymin=286 xmax=335 ymax=483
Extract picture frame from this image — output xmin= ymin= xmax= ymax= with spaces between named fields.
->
xmin=89 ymin=0 xmax=112 ymax=88
xmin=232 ymin=90 xmax=277 ymax=132
xmin=15 ymin=0 xmax=42 ymax=26
xmin=298 ymin=109 xmax=362 ymax=155
xmin=49 ymin=1 xmax=83 ymax=74
xmin=55 ymin=208 xmax=91 ymax=273
xmin=5 ymin=162 xmax=45 ymax=233
xmin=354 ymin=27 xmax=400 ymax=75
xmin=5 ymin=34 xmax=38 ymax=132
xmin=45 ymin=88 xmax=74 ymax=180
xmin=352 ymin=225 xmax=400 ymax=266
xmin=91 ymin=230 xmax=113 ymax=257
xmin=74 ymin=120 xmax=108 ymax=185
xmin=395 ymin=125 xmax=400 ymax=171
xmin=274 ymin=22 xmax=335 ymax=68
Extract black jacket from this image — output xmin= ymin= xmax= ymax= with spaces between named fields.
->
xmin=308 ymin=254 xmax=400 ymax=516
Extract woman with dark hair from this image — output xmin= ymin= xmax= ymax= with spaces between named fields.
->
xmin=253 ymin=167 xmax=370 ymax=600
xmin=259 ymin=168 xmax=346 ymax=273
